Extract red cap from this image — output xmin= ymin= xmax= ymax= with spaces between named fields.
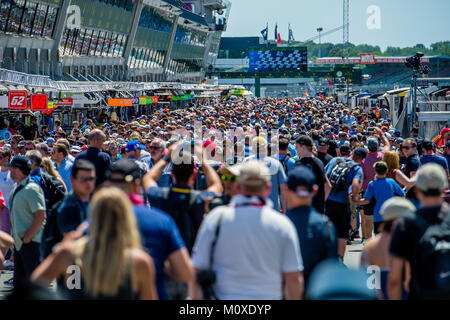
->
xmin=441 ymin=128 xmax=450 ymax=136
xmin=202 ymin=140 xmax=217 ymax=151
xmin=82 ymin=145 xmax=88 ymax=151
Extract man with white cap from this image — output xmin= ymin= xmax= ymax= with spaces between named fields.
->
xmin=361 ymin=197 xmax=416 ymax=300
xmin=388 ymin=163 xmax=450 ymax=300
xmin=190 ymin=160 xmax=304 ymax=300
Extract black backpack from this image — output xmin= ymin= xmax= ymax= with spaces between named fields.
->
xmin=327 ymin=158 xmax=357 ymax=194
xmin=161 ymin=188 xmax=201 ymax=252
xmin=40 ymin=199 xmax=65 ymax=259
xmin=281 ymin=154 xmax=291 ymax=175
xmin=40 ymin=173 xmax=66 ymax=210
xmin=413 ymin=204 xmax=450 ymax=299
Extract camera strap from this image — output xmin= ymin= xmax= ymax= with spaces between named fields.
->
xmin=208 ymin=213 xmax=224 ymax=270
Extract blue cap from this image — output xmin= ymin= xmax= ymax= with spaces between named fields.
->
xmin=394 ymin=129 xmax=401 ymax=136
xmin=353 ymin=147 xmax=368 ymax=159
xmin=307 ymin=260 xmax=377 ymax=300
xmin=125 ymin=141 xmax=146 ymax=153
xmin=46 ymin=138 xmax=55 ymax=144
xmin=324 ymin=130 xmax=331 ymax=135
xmin=386 ymin=118 xmax=391 ymax=122
xmin=287 ymin=166 xmax=317 ymax=193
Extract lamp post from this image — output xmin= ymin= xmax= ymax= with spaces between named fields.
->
xmin=317 ymin=27 xmax=323 ymax=58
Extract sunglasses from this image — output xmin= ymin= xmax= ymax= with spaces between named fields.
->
xmin=221 ymin=175 xmax=237 ymax=183
xmin=130 ymin=137 xmax=140 ymax=141
xmin=149 ymin=146 xmax=161 ymax=150
xmin=401 ymin=146 xmax=411 ymax=150
xmin=78 ymin=176 xmax=96 ymax=182
xmin=109 ymin=146 xmax=118 ymax=150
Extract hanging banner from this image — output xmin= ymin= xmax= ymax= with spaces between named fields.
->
xmin=8 ymin=90 xmax=28 ymax=110
xmin=54 ymin=97 xmax=73 ymax=106
xmin=108 ymin=98 xmax=133 ymax=107
xmin=30 ymin=94 xmax=48 ymax=111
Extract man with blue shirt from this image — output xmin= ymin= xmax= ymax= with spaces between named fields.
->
xmin=286 ymin=166 xmax=338 ymax=288
xmin=75 ymin=129 xmax=111 ymax=187
xmin=419 ymin=140 xmax=449 ymax=176
xmin=51 ymin=143 xmax=73 ymax=192
xmin=325 ymin=144 xmax=364 ymax=260
xmin=358 ymin=161 xmax=405 ymax=234
xmin=106 ymin=159 xmax=194 ymax=300
xmin=276 ymin=137 xmax=296 ymax=175
xmin=56 ymin=160 xmax=95 ymax=237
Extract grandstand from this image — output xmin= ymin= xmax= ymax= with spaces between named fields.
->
xmin=316 ymin=56 xmax=450 ymax=86
xmin=0 ymin=0 xmax=232 ymax=84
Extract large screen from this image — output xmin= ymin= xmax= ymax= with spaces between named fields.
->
xmin=249 ymin=47 xmax=307 ymax=72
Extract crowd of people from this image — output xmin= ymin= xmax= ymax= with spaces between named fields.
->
xmin=0 ymin=95 xmax=449 ymax=300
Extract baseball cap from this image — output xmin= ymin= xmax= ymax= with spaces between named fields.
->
xmin=287 ymin=166 xmax=316 ymax=195
xmin=4 ymin=155 xmax=31 ymax=172
xmin=318 ymin=138 xmax=329 ymax=147
xmin=440 ymin=127 xmax=450 ymax=136
xmin=70 ymin=146 xmax=82 ymax=153
xmin=17 ymin=141 xmax=26 ymax=148
xmin=125 ymin=141 xmax=146 ymax=153
xmin=415 ymin=163 xmax=449 ymax=192
xmin=46 ymin=138 xmax=55 ymax=144
xmin=236 ymin=160 xmax=270 ymax=187
xmin=296 ymin=135 xmax=314 ymax=148
xmin=202 ymin=140 xmax=217 ymax=151
xmin=380 ymin=197 xmax=416 ymax=221
xmin=106 ymin=159 xmax=141 ymax=183
xmin=353 ymin=147 xmax=367 ymax=159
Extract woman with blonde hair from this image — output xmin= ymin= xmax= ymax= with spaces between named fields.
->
xmin=40 ymin=157 xmax=67 ymax=191
xmin=32 ymin=187 xmax=158 ymax=300
xmin=382 ymin=151 xmax=415 ymax=189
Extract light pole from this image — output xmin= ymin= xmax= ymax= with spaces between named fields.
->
xmin=317 ymin=27 xmax=323 ymax=58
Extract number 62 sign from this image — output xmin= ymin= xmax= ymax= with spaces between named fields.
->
xmin=8 ymin=90 xmax=28 ymax=110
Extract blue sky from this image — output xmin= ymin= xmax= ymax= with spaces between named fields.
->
xmin=223 ymin=0 xmax=450 ymax=50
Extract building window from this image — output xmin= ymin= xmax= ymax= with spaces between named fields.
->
xmin=43 ymin=5 xmax=58 ymax=38
xmin=31 ymin=3 xmax=47 ymax=36
xmin=19 ymin=0 xmax=37 ymax=35
xmin=6 ymin=0 xmax=25 ymax=34
xmin=0 ymin=0 xmax=12 ymax=32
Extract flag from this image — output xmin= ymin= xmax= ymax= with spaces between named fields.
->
xmin=275 ymin=23 xmax=281 ymax=44
xmin=260 ymin=23 xmax=268 ymax=41
xmin=326 ymin=77 xmax=333 ymax=90
xmin=288 ymin=23 xmax=295 ymax=43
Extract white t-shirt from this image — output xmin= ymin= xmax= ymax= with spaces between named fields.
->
xmin=192 ymin=195 xmax=303 ymax=300
xmin=0 ymin=168 xmax=14 ymax=208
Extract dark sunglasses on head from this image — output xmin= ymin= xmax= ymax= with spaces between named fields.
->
xmin=221 ymin=175 xmax=237 ymax=183
xmin=78 ymin=176 xmax=96 ymax=182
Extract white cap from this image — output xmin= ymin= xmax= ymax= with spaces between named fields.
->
xmin=415 ymin=163 xmax=449 ymax=192
xmin=380 ymin=197 xmax=416 ymax=221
